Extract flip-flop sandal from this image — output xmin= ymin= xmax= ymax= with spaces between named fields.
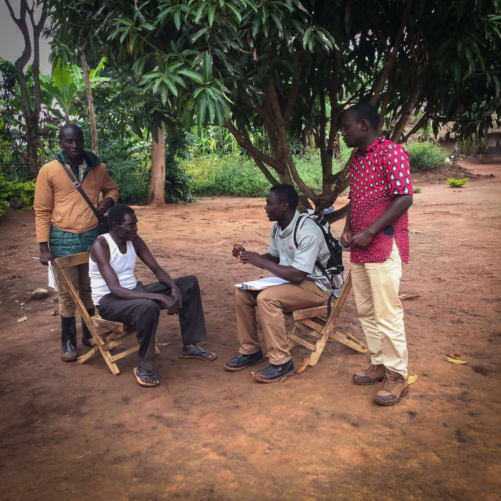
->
xmin=133 ymin=367 xmax=160 ymax=387
xmin=179 ymin=344 xmax=217 ymax=362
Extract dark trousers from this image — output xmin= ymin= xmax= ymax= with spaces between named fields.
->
xmin=97 ymin=275 xmax=207 ymax=371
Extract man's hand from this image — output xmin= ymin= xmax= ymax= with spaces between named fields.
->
xmin=96 ymin=197 xmax=114 ymax=215
xmin=232 ymin=244 xmax=245 ymax=258
xmin=170 ymin=285 xmax=183 ymax=311
xmin=340 ymin=229 xmax=353 ymax=248
xmin=154 ymin=294 xmax=180 ymax=314
xmin=39 ymin=243 xmax=54 ymax=266
xmin=239 ymin=251 xmax=265 ymax=267
xmin=352 ymin=229 xmax=375 ymax=247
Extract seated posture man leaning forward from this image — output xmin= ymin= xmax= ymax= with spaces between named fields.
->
xmin=89 ymin=204 xmax=216 ymax=387
xmin=341 ymin=101 xmax=413 ymax=406
xmin=225 ymin=184 xmax=332 ymax=383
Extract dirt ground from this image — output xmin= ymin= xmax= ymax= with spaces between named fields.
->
xmin=1 ymin=160 xmax=500 ymax=501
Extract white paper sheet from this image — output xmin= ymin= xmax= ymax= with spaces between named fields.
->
xmin=235 ymin=276 xmax=290 ymax=290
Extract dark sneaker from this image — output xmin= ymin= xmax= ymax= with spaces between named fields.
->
xmin=252 ymin=360 xmax=295 ymax=383
xmin=353 ymin=364 xmax=386 ymax=385
xmin=224 ymin=349 xmax=264 ymax=371
xmin=374 ymin=370 xmax=409 ymax=406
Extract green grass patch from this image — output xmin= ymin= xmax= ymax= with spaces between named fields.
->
xmin=447 ymin=177 xmax=469 ymax=188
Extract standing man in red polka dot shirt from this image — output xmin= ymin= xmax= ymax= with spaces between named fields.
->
xmin=341 ymin=101 xmax=413 ymax=406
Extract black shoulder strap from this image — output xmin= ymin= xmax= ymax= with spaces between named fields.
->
xmin=293 ymin=214 xmax=308 ymax=248
xmin=58 ymin=160 xmax=101 ymax=221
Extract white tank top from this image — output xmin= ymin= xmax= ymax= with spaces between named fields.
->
xmin=89 ymin=233 xmax=137 ymax=305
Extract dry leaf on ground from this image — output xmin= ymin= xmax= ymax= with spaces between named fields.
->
xmin=17 ymin=316 xmax=28 ymax=323
xmin=445 ymin=356 xmax=466 ymax=365
xmin=407 ymin=374 xmax=419 ymax=384
xmin=296 ymin=356 xmax=310 ymax=375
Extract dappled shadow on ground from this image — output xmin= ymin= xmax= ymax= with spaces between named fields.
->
xmin=0 ymin=161 xmax=500 ymax=500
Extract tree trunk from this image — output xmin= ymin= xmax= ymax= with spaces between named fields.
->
xmin=148 ymin=124 xmax=166 ymax=205
xmin=5 ymin=0 xmax=48 ymax=179
xmin=80 ymin=50 xmax=99 ymax=155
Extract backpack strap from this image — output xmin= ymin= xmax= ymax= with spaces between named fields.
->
xmin=293 ymin=214 xmax=308 ymax=249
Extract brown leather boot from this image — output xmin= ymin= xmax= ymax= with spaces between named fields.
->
xmin=374 ymin=369 xmax=409 ymax=406
xmin=353 ymin=364 xmax=385 ymax=385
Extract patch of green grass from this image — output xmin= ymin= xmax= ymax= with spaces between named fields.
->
xmin=447 ymin=177 xmax=469 ymax=188
xmin=413 ymin=187 xmax=422 ymax=193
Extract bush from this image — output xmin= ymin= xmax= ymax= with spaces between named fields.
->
xmin=181 ymin=146 xmax=349 ymax=197
xmin=0 ymin=171 xmax=35 ymax=217
xmin=106 ymin=159 xmax=150 ymax=204
xmin=406 ymin=142 xmax=448 ymax=172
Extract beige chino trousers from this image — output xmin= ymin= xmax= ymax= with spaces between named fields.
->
xmin=235 ymin=279 xmax=330 ymax=365
xmin=55 ymin=263 xmax=94 ymax=317
xmin=351 ymin=240 xmax=408 ymax=378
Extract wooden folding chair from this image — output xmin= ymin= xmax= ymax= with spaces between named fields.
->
xmin=288 ymin=271 xmax=367 ymax=368
xmin=52 ymin=252 xmax=159 ymax=375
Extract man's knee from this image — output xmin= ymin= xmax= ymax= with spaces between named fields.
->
xmin=235 ymin=288 xmax=255 ymax=308
xmin=137 ymin=300 xmax=161 ymax=320
xmin=256 ymin=289 xmax=281 ymax=310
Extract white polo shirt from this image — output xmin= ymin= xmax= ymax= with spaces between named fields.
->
xmin=267 ymin=211 xmax=331 ymax=294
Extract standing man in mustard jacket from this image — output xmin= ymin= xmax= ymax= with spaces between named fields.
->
xmin=34 ymin=124 xmax=118 ymax=362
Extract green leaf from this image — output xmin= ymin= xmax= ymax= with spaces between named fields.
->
xmin=192 ymin=26 xmax=208 ymax=42
xmin=208 ymin=5 xmax=216 ymax=27
xmin=203 ymin=52 xmax=213 ymax=81
xmin=174 ymin=10 xmax=181 ymax=30
xmin=164 ymin=77 xmax=179 ymax=97
xmin=226 ymin=2 xmax=242 ymax=23
xmin=303 ymin=27 xmax=312 ymax=50
xmin=178 ymin=69 xmax=205 ymax=84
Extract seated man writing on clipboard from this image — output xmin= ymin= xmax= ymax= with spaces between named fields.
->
xmin=224 ymin=184 xmax=332 ymax=383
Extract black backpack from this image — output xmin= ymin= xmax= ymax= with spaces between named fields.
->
xmin=293 ymin=213 xmax=344 ymax=292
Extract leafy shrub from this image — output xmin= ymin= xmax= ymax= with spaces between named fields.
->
xmin=182 ymin=154 xmax=271 ymax=196
xmin=181 ymin=146 xmax=349 ymax=197
xmin=106 ymin=159 xmax=150 ymax=204
xmin=447 ymin=177 xmax=469 ymax=188
xmin=407 ymin=142 xmax=448 ymax=172
xmin=0 ymin=171 xmax=35 ymax=217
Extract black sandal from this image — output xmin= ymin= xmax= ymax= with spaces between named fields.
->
xmin=179 ymin=344 xmax=217 ymax=361
xmin=133 ymin=367 xmax=160 ymax=387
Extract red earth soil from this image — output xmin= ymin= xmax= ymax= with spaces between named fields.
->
xmin=0 ymin=160 xmax=500 ymax=500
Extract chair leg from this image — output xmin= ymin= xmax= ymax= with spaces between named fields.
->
xmin=77 ymin=345 xmax=99 ymax=364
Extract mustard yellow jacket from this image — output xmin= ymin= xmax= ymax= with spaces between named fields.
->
xmin=34 ymin=158 xmax=118 ymax=243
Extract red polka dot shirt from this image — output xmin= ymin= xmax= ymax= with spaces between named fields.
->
xmin=348 ymin=137 xmax=413 ymax=264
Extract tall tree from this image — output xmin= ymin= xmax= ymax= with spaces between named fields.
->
xmin=48 ymin=0 xmax=501 ymax=215
xmin=4 ymin=0 xmax=49 ymax=178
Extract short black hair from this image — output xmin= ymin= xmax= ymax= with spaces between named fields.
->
xmin=108 ymin=204 xmax=135 ymax=228
xmin=345 ymin=101 xmax=380 ymax=130
xmin=269 ymin=184 xmax=299 ymax=212
xmin=58 ymin=124 xmax=83 ymax=140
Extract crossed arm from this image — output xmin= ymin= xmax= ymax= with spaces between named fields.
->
xmin=91 ymin=236 xmax=183 ymax=313
xmin=341 ymin=195 xmax=413 ymax=248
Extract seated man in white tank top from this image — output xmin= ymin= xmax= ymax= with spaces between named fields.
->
xmin=89 ymin=204 xmax=216 ymax=387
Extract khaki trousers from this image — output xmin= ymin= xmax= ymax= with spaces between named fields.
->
xmin=235 ymin=280 xmax=330 ymax=365
xmin=351 ymin=240 xmax=408 ymax=378
xmin=55 ymin=263 xmax=93 ymax=317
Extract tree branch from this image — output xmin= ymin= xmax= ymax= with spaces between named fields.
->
xmin=370 ymin=0 xmax=413 ymax=106
xmin=283 ymin=54 xmax=302 ymax=123
xmin=391 ymin=73 xmax=423 ymax=142
xmin=401 ymin=112 xmax=430 ymax=143
xmin=224 ymin=119 xmax=280 ymax=171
